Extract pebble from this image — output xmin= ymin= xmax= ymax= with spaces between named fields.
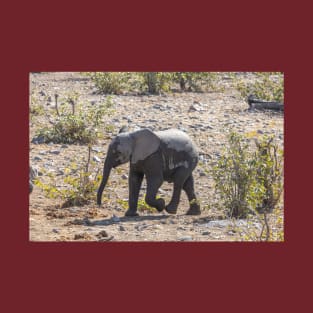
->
xmin=178 ymin=236 xmax=193 ymax=241
xmin=31 ymin=135 xmax=46 ymax=144
xmin=119 ymin=225 xmax=126 ymax=231
xmin=92 ymin=147 xmax=102 ymax=153
xmin=112 ymin=215 xmax=120 ymax=223
xmin=33 ymin=156 xmax=42 ymax=161
xmin=121 ymin=174 xmax=128 ymax=180
xmin=199 ymin=170 xmax=206 ymax=177
xmin=202 ymin=231 xmax=210 ymax=236
xmin=96 ymin=230 xmax=109 ymax=238
xmin=93 ymin=156 xmax=101 ymax=163
xmin=50 ymin=150 xmax=60 ymax=155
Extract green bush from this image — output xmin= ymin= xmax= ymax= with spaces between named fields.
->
xmin=35 ymin=95 xmax=113 ymax=144
xmin=87 ymin=72 xmax=133 ymax=94
xmin=173 ymin=72 xmax=220 ymax=92
xmin=235 ymin=72 xmax=284 ymax=103
xmin=86 ymin=72 xmax=222 ymax=94
xmin=211 ymin=132 xmax=283 ymax=219
xmin=35 ymin=147 xmax=102 ymax=207
xmin=117 ymin=195 xmax=158 ymax=213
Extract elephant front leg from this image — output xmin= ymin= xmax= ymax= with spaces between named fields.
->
xmin=125 ymin=170 xmax=144 ymax=217
xmin=145 ymin=176 xmax=165 ymax=213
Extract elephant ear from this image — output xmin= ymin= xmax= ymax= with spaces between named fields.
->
xmin=130 ymin=129 xmax=160 ymax=164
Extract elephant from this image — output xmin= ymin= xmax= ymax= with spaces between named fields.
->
xmin=97 ymin=128 xmax=201 ymax=216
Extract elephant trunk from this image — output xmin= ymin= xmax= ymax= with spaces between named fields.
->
xmin=97 ymin=158 xmax=112 ymax=205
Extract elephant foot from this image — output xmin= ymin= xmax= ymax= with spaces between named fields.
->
xmin=125 ymin=209 xmax=139 ymax=217
xmin=146 ymin=198 xmax=165 ymax=213
xmin=186 ymin=202 xmax=201 ymax=215
xmin=156 ymin=198 xmax=165 ymax=212
xmin=165 ymin=205 xmax=177 ymax=215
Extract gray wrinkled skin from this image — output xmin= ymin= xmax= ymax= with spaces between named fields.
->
xmin=97 ymin=128 xmax=201 ymax=216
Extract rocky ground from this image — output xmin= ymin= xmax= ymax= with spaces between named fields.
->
xmin=29 ymin=72 xmax=284 ymax=241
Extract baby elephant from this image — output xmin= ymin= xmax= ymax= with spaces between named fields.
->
xmin=97 ymin=128 xmax=201 ymax=216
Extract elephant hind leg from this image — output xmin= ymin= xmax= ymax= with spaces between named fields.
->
xmin=183 ymin=175 xmax=201 ymax=215
xmin=165 ymin=167 xmax=190 ymax=214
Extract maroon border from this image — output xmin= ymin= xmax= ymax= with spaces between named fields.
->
xmin=2 ymin=0 xmax=312 ymax=312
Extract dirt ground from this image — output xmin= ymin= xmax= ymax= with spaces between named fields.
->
xmin=29 ymin=72 xmax=284 ymax=241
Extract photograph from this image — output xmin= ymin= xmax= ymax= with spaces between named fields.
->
xmin=29 ymin=72 xmax=284 ymax=242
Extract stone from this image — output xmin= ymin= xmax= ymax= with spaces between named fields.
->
xmin=188 ymin=104 xmax=203 ymax=112
xmin=31 ymin=135 xmax=46 ymax=144
xmin=92 ymin=147 xmax=102 ymax=153
xmin=96 ymin=230 xmax=109 ymax=238
xmin=93 ymin=156 xmax=101 ymax=163
xmin=199 ymin=170 xmax=206 ymax=177
xmin=121 ymin=174 xmax=128 ymax=180
xmin=119 ymin=225 xmax=126 ymax=231
xmin=112 ymin=215 xmax=120 ymax=223
xmin=178 ymin=236 xmax=193 ymax=241
xmin=50 ymin=150 xmax=60 ymax=155
xmin=33 ymin=156 xmax=42 ymax=161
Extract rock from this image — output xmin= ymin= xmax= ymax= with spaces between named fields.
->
xmin=199 ymin=170 xmax=206 ymax=177
xmin=135 ymin=223 xmax=148 ymax=231
xmin=31 ymin=135 xmax=46 ymax=144
xmin=178 ymin=236 xmax=193 ymax=241
xmin=93 ymin=156 xmax=101 ymax=163
xmin=52 ymin=228 xmax=59 ymax=233
xmin=202 ymin=231 xmax=210 ymax=236
xmin=112 ymin=215 xmax=120 ymax=223
xmin=205 ymin=220 xmax=248 ymax=228
xmin=33 ymin=156 xmax=42 ymax=161
xmin=61 ymin=144 xmax=68 ymax=148
xmin=119 ymin=225 xmax=126 ymax=231
xmin=121 ymin=174 xmax=128 ymax=180
xmin=188 ymin=104 xmax=203 ymax=112
xmin=257 ymin=130 xmax=264 ymax=134
xmin=50 ymin=150 xmax=60 ymax=155
xmin=96 ymin=230 xmax=109 ymax=238
xmin=91 ymin=147 xmax=102 ymax=153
